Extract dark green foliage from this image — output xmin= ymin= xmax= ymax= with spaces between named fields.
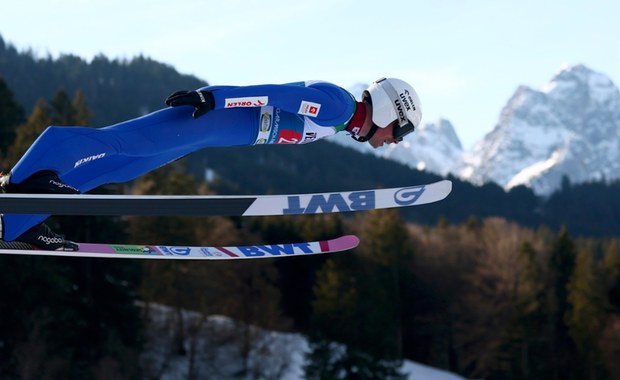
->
xmin=305 ymin=210 xmax=409 ymax=379
xmin=0 ymin=84 xmax=142 ymax=379
xmin=0 ymin=254 xmax=143 ymax=379
xmin=0 ymin=35 xmax=206 ymax=127
xmin=542 ymin=180 xmax=620 ymax=236
xmin=0 ymin=76 xmax=25 ymax=159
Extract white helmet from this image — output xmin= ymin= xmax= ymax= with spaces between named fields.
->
xmin=362 ymin=77 xmax=422 ymax=141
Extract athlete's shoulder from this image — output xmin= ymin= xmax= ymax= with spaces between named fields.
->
xmin=283 ymin=80 xmax=347 ymax=90
xmin=300 ymin=80 xmax=348 ymax=91
xmin=198 ymin=84 xmax=238 ymax=91
xmin=300 ymin=81 xmax=355 ymax=100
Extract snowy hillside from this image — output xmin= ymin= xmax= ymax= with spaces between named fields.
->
xmin=141 ymin=303 xmax=464 ymax=380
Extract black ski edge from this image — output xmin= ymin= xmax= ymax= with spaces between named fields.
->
xmin=0 ymin=197 xmax=257 ymax=216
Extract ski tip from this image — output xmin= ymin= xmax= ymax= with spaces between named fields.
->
xmin=330 ymin=234 xmax=360 ymax=251
xmin=426 ymin=179 xmax=453 ymax=201
xmin=439 ymin=179 xmax=453 ymax=196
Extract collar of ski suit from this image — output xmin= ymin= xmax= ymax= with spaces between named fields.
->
xmin=345 ymin=102 xmax=367 ymax=136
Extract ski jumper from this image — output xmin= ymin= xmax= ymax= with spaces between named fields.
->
xmin=3 ymin=81 xmax=359 ymax=241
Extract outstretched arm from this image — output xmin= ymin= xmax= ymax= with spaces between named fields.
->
xmin=166 ymin=81 xmax=356 ymax=126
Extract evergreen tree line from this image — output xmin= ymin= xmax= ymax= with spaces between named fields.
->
xmin=306 ymin=215 xmax=620 ymax=380
xmin=0 ymin=83 xmax=619 ymax=379
xmin=0 ymin=35 xmax=207 ymax=128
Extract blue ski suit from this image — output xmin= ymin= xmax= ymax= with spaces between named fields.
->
xmin=3 ymin=81 xmax=359 ymax=240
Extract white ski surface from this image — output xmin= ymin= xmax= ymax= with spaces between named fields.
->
xmin=0 ymin=235 xmax=360 ymax=260
xmin=0 ymin=180 xmax=452 ymax=216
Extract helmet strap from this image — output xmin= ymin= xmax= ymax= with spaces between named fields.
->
xmin=350 ymin=123 xmax=379 ymax=143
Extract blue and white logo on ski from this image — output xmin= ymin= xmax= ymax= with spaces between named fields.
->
xmin=394 ymin=185 xmax=426 ymax=206
xmin=282 ymin=191 xmax=375 ymax=214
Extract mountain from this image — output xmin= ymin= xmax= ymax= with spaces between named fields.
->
xmin=381 ymin=118 xmax=463 ymax=176
xmin=457 ymin=64 xmax=620 ymax=195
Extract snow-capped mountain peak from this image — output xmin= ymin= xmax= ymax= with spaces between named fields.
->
xmin=457 ymin=64 xmax=620 ymax=195
xmin=542 ymin=64 xmax=619 ymax=105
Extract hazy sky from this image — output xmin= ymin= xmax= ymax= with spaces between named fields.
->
xmin=1 ymin=0 xmax=618 ymax=149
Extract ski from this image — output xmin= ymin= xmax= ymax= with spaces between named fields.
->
xmin=0 ymin=235 xmax=360 ymax=260
xmin=0 ymin=180 xmax=451 ymax=216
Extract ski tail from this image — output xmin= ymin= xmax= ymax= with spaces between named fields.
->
xmin=0 ymin=240 xmax=34 ymax=250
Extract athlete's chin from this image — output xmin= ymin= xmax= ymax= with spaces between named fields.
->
xmin=369 ymin=140 xmax=390 ymax=149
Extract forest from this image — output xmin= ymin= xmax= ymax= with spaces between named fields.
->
xmin=0 ymin=39 xmax=619 ymax=379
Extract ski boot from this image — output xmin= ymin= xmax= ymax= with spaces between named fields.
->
xmin=1 ymin=170 xmax=80 ymax=194
xmin=15 ymin=222 xmax=79 ymax=251
xmin=0 ymin=171 xmax=80 ymax=251
xmin=0 ymin=215 xmax=78 ymax=251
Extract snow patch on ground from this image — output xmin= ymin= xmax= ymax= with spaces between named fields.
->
xmin=140 ymin=303 xmax=465 ymax=380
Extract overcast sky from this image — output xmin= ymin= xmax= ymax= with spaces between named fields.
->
xmin=1 ymin=0 xmax=618 ymax=149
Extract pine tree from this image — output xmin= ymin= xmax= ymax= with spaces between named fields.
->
xmin=566 ymin=243 xmax=607 ymax=379
xmin=357 ymin=209 xmax=412 ymax=359
xmin=598 ymin=239 xmax=620 ymax=378
xmin=513 ymin=241 xmax=548 ymax=379
xmin=546 ymin=227 xmax=578 ymax=380
xmin=50 ymin=89 xmax=77 ymax=125
xmin=72 ymin=89 xmax=92 ymax=126
xmin=305 ymin=209 xmax=408 ymax=379
xmin=5 ymin=89 xmax=91 ymax=169
xmin=5 ymin=98 xmax=51 ymax=167
xmin=0 ymin=76 xmax=25 ymax=164
xmin=454 ymin=219 xmax=539 ymax=379
xmin=601 ymin=239 xmax=620 ymax=310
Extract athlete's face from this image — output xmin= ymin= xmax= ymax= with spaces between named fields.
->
xmin=360 ymin=101 xmax=400 ymax=149
xmin=368 ymin=121 xmax=399 ymax=149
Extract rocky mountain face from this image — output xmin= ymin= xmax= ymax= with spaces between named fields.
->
xmin=458 ymin=64 xmax=620 ymax=195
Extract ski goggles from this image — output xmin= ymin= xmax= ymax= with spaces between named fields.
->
xmin=393 ymin=120 xmax=416 ymax=141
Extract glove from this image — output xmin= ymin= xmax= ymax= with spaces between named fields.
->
xmin=165 ymin=90 xmax=215 ymax=119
